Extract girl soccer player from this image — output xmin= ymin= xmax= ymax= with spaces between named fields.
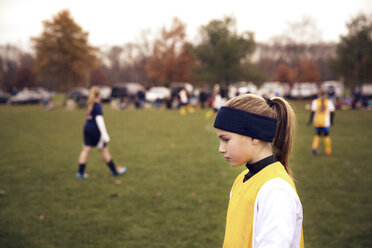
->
xmin=214 ymin=94 xmax=304 ymax=248
xmin=308 ymin=90 xmax=335 ymax=156
xmin=76 ymin=86 xmax=127 ymax=178
xmin=205 ymin=84 xmax=224 ymax=119
xmin=179 ymin=87 xmax=195 ymax=115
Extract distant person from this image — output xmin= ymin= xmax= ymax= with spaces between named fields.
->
xmin=42 ymin=92 xmax=55 ymax=111
xmin=155 ymin=98 xmax=163 ymax=109
xmin=11 ymin=87 xmax=20 ymax=96
xmin=136 ymin=89 xmax=145 ymax=109
xmin=214 ymin=94 xmax=304 ymax=248
xmin=199 ymin=88 xmax=208 ymax=109
xmin=335 ymin=97 xmax=343 ymax=110
xmin=43 ymin=98 xmax=55 ymax=111
xmin=327 ymin=86 xmax=336 ymax=104
xmin=235 ymin=88 xmax=240 ymax=97
xmin=352 ymin=87 xmax=362 ymax=109
xmin=206 ymin=84 xmax=223 ymax=118
xmin=165 ymin=96 xmax=172 ymax=109
xmin=308 ymin=89 xmax=335 ymax=156
xmin=179 ymin=87 xmax=195 ymax=115
xmin=76 ymin=86 xmax=127 ymax=178
xmin=219 ymin=86 xmax=227 ymax=98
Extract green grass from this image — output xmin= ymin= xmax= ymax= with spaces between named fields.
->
xmin=0 ymin=102 xmax=371 ymax=248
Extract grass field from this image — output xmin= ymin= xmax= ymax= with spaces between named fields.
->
xmin=0 ymin=101 xmax=371 ymax=248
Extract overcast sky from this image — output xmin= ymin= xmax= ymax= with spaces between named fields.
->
xmin=1 ymin=0 xmax=371 ymax=50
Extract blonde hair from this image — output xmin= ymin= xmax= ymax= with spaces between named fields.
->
xmin=225 ymin=94 xmax=296 ymax=177
xmin=87 ymin=86 xmax=101 ymax=112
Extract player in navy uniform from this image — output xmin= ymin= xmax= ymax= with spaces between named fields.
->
xmin=76 ymin=86 xmax=127 ymax=178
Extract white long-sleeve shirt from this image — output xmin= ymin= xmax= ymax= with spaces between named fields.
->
xmin=253 ymin=178 xmax=303 ymax=248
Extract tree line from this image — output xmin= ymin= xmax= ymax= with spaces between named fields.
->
xmin=1 ymin=10 xmax=371 ymax=93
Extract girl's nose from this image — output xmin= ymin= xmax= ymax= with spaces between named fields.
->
xmin=219 ymin=143 xmax=226 ymax=153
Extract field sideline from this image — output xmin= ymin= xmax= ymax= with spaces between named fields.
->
xmin=0 ymin=102 xmax=371 ymax=248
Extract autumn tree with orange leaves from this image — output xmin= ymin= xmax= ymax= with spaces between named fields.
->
xmin=275 ymin=63 xmax=297 ymax=85
xmin=275 ymin=59 xmax=321 ymax=84
xmin=32 ymin=10 xmax=97 ymax=91
xmin=298 ymin=59 xmax=321 ymax=82
xmin=145 ymin=18 xmax=196 ymax=84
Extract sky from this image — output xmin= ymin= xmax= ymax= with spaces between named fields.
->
xmin=1 ymin=0 xmax=372 ymax=51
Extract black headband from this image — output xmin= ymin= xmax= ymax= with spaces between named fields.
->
xmin=214 ymin=106 xmax=277 ymax=142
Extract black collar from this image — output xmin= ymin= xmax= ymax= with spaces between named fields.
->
xmin=243 ymin=155 xmax=277 ymax=183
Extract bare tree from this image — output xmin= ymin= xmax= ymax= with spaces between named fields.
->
xmin=254 ymin=16 xmax=336 ymax=82
xmin=98 ymin=28 xmax=153 ymax=85
xmin=0 ymin=45 xmax=36 ymax=91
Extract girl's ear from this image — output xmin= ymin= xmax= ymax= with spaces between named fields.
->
xmin=251 ymin=138 xmax=260 ymax=145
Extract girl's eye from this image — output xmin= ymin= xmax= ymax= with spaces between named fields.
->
xmin=222 ymin=138 xmax=229 ymax=142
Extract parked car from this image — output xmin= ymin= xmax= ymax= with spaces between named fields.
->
xmin=111 ymin=82 xmax=146 ymax=109
xmin=257 ymin=82 xmax=290 ymax=98
xmin=125 ymin=82 xmax=145 ymax=97
xmin=361 ymin=83 xmax=372 ymax=97
xmin=111 ymin=84 xmax=128 ymax=100
xmin=111 ymin=82 xmax=145 ymax=99
xmin=289 ymin=82 xmax=318 ymax=99
xmin=10 ymin=87 xmax=53 ymax=105
xmin=321 ymin=81 xmax=344 ymax=98
xmin=67 ymin=87 xmax=89 ymax=108
xmin=0 ymin=90 xmax=10 ymax=104
xmin=228 ymin=82 xmax=258 ymax=98
xmin=145 ymin=86 xmax=171 ymax=102
xmin=98 ymin=86 xmax=112 ymax=103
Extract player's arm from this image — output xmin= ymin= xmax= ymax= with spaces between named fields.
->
xmin=329 ymin=101 xmax=336 ymax=126
xmin=308 ymin=112 xmax=314 ymax=126
xmin=96 ymin=115 xmax=110 ymax=142
xmin=308 ymin=100 xmax=316 ymax=125
xmin=254 ymin=180 xmax=302 ymax=248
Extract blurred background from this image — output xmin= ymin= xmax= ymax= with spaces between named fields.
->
xmin=0 ymin=1 xmax=372 ymax=248
xmin=0 ymin=0 xmax=371 ymax=105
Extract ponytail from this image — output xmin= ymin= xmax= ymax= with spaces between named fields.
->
xmin=271 ymin=97 xmax=296 ymax=176
xmin=87 ymin=86 xmax=101 ymax=112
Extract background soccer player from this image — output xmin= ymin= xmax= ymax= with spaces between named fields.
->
xmin=76 ymin=86 xmax=127 ymax=178
xmin=308 ymin=89 xmax=335 ymax=156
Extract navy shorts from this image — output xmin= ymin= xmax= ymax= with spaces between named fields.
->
xmin=83 ymin=126 xmax=106 ymax=147
xmin=315 ymin=127 xmax=330 ymax=136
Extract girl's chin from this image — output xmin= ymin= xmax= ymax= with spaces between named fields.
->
xmin=229 ymin=162 xmax=244 ymax=168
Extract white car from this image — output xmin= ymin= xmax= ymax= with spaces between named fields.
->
xmin=321 ymin=81 xmax=344 ymax=97
xmin=145 ymin=87 xmax=170 ymax=102
xmin=111 ymin=82 xmax=146 ymax=99
xmin=10 ymin=87 xmax=54 ymax=104
xmin=228 ymin=82 xmax=258 ymax=98
xmin=257 ymin=82 xmax=290 ymax=98
xmin=98 ymin=86 xmax=112 ymax=102
xmin=290 ymin=82 xmax=318 ymax=99
xmin=361 ymin=83 xmax=372 ymax=97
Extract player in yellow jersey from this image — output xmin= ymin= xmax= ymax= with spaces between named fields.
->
xmin=308 ymin=90 xmax=335 ymax=156
xmin=179 ymin=87 xmax=195 ymax=115
xmin=205 ymin=84 xmax=224 ymax=118
xmin=214 ymin=94 xmax=304 ymax=248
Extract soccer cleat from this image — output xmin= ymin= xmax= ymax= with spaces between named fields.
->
xmin=76 ymin=172 xmax=89 ymax=179
xmin=113 ymin=166 xmax=127 ymax=176
xmin=312 ymin=149 xmax=317 ymax=155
